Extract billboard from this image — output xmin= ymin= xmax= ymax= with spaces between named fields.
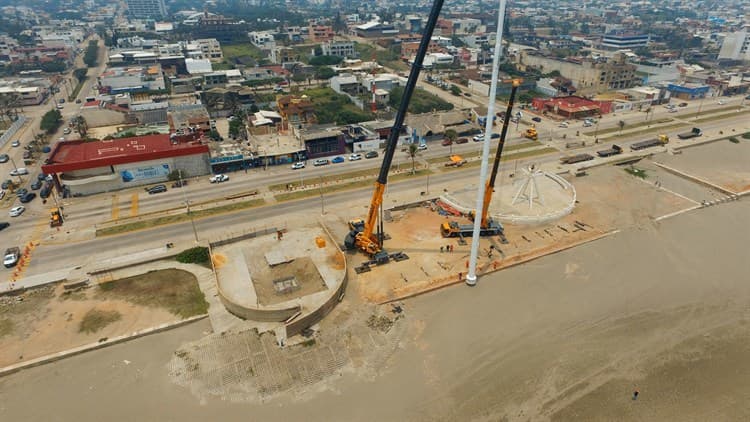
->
xmin=120 ymin=163 xmax=170 ymax=183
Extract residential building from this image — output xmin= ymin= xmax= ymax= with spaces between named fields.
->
xmin=308 ymin=24 xmax=335 ymax=43
xmin=321 ymin=40 xmax=355 ymax=58
xmin=718 ymin=30 xmax=750 ymax=61
xmin=126 ymin=0 xmax=167 ymax=18
xmin=249 ymin=31 xmax=277 ymax=50
xmin=98 ymin=65 xmax=166 ymax=94
xmin=519 ymin=52 xmax=637 ymax=95
xmin=277 ymin=95 xmax=317 ymax=128
xmin=185 ymin=39 xmax=223 ymax=62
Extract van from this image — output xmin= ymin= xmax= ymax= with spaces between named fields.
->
xmin=365 ymin=151 xmax=379 ymax=159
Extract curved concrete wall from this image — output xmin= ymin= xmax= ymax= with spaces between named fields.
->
xmin=285 ymin=222 xmax=348 ymax=338
xmin=208 ymin=243 xmax=301 ymax=323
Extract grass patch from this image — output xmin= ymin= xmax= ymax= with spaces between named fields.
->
xmin=0 ymin=318 xmax=14 ymax=338
xmin=96 ymin=198 xmax=265 ymax=236
xmin=222 ymin=44 xmax=265 ymax=65
xmin=693 ymin=110 xmax=750 ymax=124
xmin=426 ymin=142 xmax=542 ymax=164
xmin=79 ymin=309 xmax=121 ymax=333
xmin=211 ymin=62 xmax=235 ymax=70
xmin=743 ymin=132 xmax=750 ymax=140
xmin=583 ymin=118 xmax=674 ymax=137
xmin=729 ymin=137 xmax=740 ymax=144
xmin=68 ymin=78 xmax=86 ymax=102
xmin=270 ymin=167 xmax=380 ymax=191
xmin=624 ymin=167 xmax=648 ymax=179
xmin=98 ymin=268 xmax=208 ymax=318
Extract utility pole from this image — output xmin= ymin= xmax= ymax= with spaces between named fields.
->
xmin=318 ymin=176 xmax=325 ymax=214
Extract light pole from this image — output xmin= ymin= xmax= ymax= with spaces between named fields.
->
xmin=178 ymin=170 xmax=199 ymax=243
xmin=696 ymin=94 xmax=706 ymax=119
xmin=318 ymin=176 xmax=325 ymax=214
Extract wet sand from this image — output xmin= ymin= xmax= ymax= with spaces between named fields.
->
xmin=1 ymin=199 xmax=749 ymax=421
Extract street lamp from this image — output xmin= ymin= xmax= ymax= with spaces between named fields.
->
xmin=318 ymin=176 xmax=325 ymax=214
xmin=178 ymin=170 xmax=199 ymax=243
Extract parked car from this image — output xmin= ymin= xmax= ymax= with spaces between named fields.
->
xmin=531 ymin=116 xmax=542 ymax=122
xmin=473 ymin=134 xmax=484 ymax=142
xmin=559 ymin=122 xmax=569 ymax=128
xmin=10 ymin=168 xmax=28 ymax=176
xmin=209 ymin=174 xmax=229 ymax=183
xmin=291 ymin=161 xmax=306 ymax=170
xmin=9 ymin=206 xmax=25 ymax=217
xmin=75 ymin=99 xmax=82 ymax=104
xmin=3 ymin=247 xmax=20 ymax=268
xmin=22 ymin=151 xmax=31 ymax=159
xmin=418 ymin=144 xmax=428 ymax=150
xmin=30 ymin=180 xmax=42 ymax=190
xmin=11 ymin=140 xmax=20 ymax=147
xmin=58 ymin=99 xmax=65 ymax=104
xmin=171 ymin=180 xmax=188 ymax=188
xmin=63 ymin=127 xmax=71 ymax=135
xmin=0 ymin=190 xmax=4 ymax=200
xmin=455 ymin=137 xmax=469 ymax=144
xmin=1 ymin=180 xmax=12 ymax=190
xmin=40 ymin=184 xmax=51 ymax=199
xmin=679 ymin=102 xmax=688 ymax=107
xmin=717 ymin=100 xmax=726 ymax=105
xmin=442 ymin=139 xmax=452 ymax=146
xmin=147 ymin=184 xmax=167 ymax=194
xmin=15 ymin=188 xmax=28 ymax=197
xmin=0 ymin=154 xmax=8 ymax=163
xmin=365 ymin=151 xmax=379 ymax=159
xmin=0 ymin=222 xmax=9 ymax=231
xmin=313 ymin=159 xmax=330 ymax=166
xmin=331 ymin=156 xmax=345 ymax=164
xmin=19 ymin=192 xmax=36 ymax=203
xmin=348 ymin=153 xmax=362 ymax=161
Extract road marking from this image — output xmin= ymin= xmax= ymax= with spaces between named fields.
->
xmin=111 ymin=194 xmax=119 ymax=220
xmin=130 ymin=193 xmax=139 ymax=217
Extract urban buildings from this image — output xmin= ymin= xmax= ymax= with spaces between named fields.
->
xmin=126 ymin=0 xmax=167 ymax=19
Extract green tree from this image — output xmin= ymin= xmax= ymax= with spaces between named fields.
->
xmin=40 ymin=109 xmax=63 ymax=134
xmin=314 ymin=66 xmax=336 ymax=80
xmin=444 ymin=129 xmax=458 ymax=143
xmin=450 ymin=85 xmax=461 ymax=96
xmin=407 ymin=143 xmax=418 ymax=175
xmin=83 ymin=41 xmax=99 ymax=68
xmin=309 ymin=55 xmax=344 ymax=66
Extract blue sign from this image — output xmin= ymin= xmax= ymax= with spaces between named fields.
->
xmin=210 ymin=154 xmax=244 ymax=164
xmin=121 ymin=164 xmax=170 ymax=183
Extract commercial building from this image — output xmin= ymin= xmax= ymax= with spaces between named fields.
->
xmin=126 ymin=0 xmax=167 ymax=18
xmin=42 ymin=134 xmax=210 ymax=196
xmin=531 ymin=96 xmax=613 ymax=119
xmin=666 ymin=83 xmax=710 ymax=100
xmin=601 ymin=31 xmax=650 ymax=50
xmin=98 ymin=65 xmax=166 ymax=94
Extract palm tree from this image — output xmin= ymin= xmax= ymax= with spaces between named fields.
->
xmin=408 ymin=143 xmax=418 ymax=175
xmin=445 ymin=129 xmax=457 ymax=154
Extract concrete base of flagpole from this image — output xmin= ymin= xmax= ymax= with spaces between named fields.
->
xmin=465 ymin=274 xmax=477 ymax=286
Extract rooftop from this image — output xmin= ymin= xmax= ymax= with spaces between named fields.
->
xmin=42 ymin=134 xmax=209 ymax=173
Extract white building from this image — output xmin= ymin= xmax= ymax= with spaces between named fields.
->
xmin=718 ymin=30 xmax=750 ymax=61
xmin=184 ymin=39 xmax=223 ymax=62
xmin=126 ymin=0 xmax=167 ymax=18
xmin=321 ymin=40 xmax=355 ymax=58
xmin=249 ymin=31 xmax=277 ymax=50
xmin=421 ymin=53 xmax=454 ymax=68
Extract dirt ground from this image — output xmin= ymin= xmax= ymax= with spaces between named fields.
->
xmin=354 ymin=164 xmax=695 ymax=304
xmin=251 ymin=256 xmax=328 ymax=306
xmin=0 ymin=268 xmax=204 ymax=367
xmin=659 ymin=139 xmax=750 ymax=193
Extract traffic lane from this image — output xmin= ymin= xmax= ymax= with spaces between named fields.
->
xmin=26 ymin=152 xmax=562 ymax=275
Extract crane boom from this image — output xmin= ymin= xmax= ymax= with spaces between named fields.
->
xmin=346 ymin=0 xmax=446 ymax=255
xmin=480 ymin=79 xmax=521 ymax=227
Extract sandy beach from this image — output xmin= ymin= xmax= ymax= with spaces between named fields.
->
xmin=1 ymin=196 xmax=749 ymax=421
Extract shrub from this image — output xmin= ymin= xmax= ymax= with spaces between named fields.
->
xmin=175 ymin=246 xmax=210 ymax=264
xmin=741 ymin=132 xmax=750 ymax=140
xmin=729 ymin=137 xmax=739 ymax=144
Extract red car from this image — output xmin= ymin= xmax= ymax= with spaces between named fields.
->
xmin=442 ymin=139 xmax=452 ymax=146
xmin=455 ymin=137 xmax=469 ymax=144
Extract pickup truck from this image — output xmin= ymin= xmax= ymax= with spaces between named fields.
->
xmin=3 ymin=246 xmax=20 ymax=268
xmin=677 ymin=127 xmax=702 ymax=140
xmin=560 ymin=153 xmax=595 ymax=164
xmin=596 ymin=144 xmax=623 ymax=157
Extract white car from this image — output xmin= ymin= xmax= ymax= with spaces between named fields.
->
xmin=348 ymin=153 xmax=362 ymax=161
xmin=63 ymin=127 xmax=71 ymax=135
xmin=418 ymin=144 xmax=428 ymax=150
xmin=473 ymin=134 xmax=484 ymax=141
xmin=0 ymin=190 xmax=4 ymax=200
xmin=11 ymin=140 xmax=20 ymax=147
xmin=9 ymin=206 xmax=25 ymax=217
xmin=10 ymin=168 xmax=28 ymax=176
xmin=209 ymin=174 xmax=229 ymax=183
xmin=291 ymin=161 xmax=306 ymax=170
xmin=559 ymin=122 xmax=569 ymax=128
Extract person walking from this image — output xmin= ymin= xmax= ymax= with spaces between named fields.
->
xmin=632 ymin=390 xmax=639 ymax=400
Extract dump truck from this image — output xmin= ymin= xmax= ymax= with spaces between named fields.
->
xmin=560 ymin=153 xmax=595 ymax=164
xmin=596 ymin=144 xmax=623 ymax=157
xmin=524 ymin=127 xmax=538 ymax=140
xmin=630 ymin=134 xmax=669 ymax=151
xmin=444 ymin=155 xmax=466 ymax=167
xmin=677 ymin=127 xmax=702 ymax=139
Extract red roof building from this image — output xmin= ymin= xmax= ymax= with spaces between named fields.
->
xmin=531 ymin=96 xmax=613 ymax=119
xmin=42 ymin=133 xmax=211 ymax=195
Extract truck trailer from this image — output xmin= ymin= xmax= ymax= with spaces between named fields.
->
xmin=631 ymin=135 xmax=669 ymax=151
xmin=560 ymin=153 xmax=595 ymax=164
xmin=677 ymin=127 xmax=702 ymax=139
xmin=596 ymin=144 xmax=623 ymax=157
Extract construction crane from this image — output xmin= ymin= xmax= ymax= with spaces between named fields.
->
xmin=440 ymin=79 xmax=522 ymax=239
xmin=344 ymin=0 xmax=446 ymax=264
